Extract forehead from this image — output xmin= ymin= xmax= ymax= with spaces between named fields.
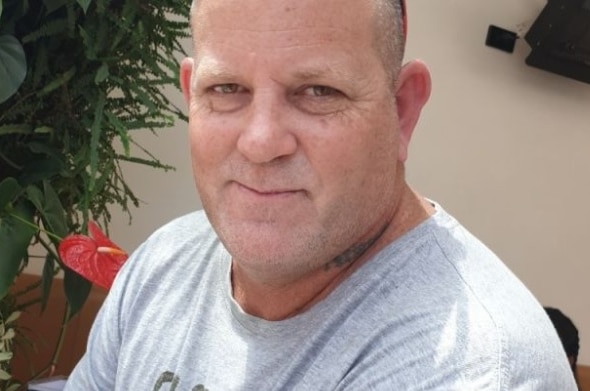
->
xmin=193 ymin=0 xmax=377 ymax=27
xmin=192 ymin=0 xmax=379 ymax=50
xmin=191 ymin=0 xmax=384 ymax=77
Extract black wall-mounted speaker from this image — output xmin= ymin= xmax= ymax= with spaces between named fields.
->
xmin=525 ymin=0 xmax=590 ymax=85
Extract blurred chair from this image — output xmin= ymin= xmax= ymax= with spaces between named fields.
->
xmin=544 ymin=307 xmax=580 ymax=387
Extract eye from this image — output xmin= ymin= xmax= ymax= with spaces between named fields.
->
xmin=200 ymin=83 xmax=249 ymax=113
xmin=293 ymin=84 xmax=347 ymax=115
xmin=302 ymin=85 xmax=339 ymax=97
xmin=211 ymin=83 xmax=242 ymax=94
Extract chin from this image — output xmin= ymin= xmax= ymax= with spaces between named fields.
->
xmin=223 ymin=229 xmax=293 ymax=262
xmin=221 ymin=223 xmax=324 ymax=270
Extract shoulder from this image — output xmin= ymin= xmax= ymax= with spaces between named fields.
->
xmin=341 ymin=203 xmax=577 ymax=389
xmin=425 ymin=205 xmax=578 ymax=389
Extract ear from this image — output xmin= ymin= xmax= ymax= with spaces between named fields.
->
xmin=180 ymin=57 xmax=194 ymax=106
xmin=395 ymin=60 xmax=431 ymax=162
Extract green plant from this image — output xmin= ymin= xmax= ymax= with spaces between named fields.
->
xmin=0 ymin=295 xmax=20 ymax=391
xmin=0 ymin=0 xmax=188 ymax=386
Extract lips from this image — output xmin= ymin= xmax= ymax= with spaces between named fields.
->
xmin=234 ymin=181 xmax=301 ymax=197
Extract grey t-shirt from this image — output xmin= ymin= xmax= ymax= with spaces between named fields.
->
xmin=65 ymin=204 xmax=576 ymax=390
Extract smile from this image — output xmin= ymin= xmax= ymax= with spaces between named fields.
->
xmin=236 ymin=182 xmax=301 ymax=197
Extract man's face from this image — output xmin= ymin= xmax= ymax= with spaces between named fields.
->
xmin=183 ymin=0 xmax=410 ymax=281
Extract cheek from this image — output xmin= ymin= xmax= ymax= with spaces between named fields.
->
xmin=188 ymin=115 xmax=235 ymax=172
xmin=339 ymin=126 xmax=399 ymax=201
xmin=303 ymin=131 xmax=392 ymax=215
xmin=314 ymin=116 xmax=397 ymax=179
xmin=189 ymin=118 xmax=235 ymax=208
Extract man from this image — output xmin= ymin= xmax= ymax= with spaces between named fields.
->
xmin=65 ymin=0 xmax=577 ymax=389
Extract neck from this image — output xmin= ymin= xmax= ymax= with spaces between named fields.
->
xmin=231 ymin=185 xmax=435 ymax=321
xmin=231 ymin=260 xmax=355 ymax=320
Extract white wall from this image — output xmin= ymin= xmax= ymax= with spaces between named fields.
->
xmin=109 ymin=0 xmax=590 ymax=364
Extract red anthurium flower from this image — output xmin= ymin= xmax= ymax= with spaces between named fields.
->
xmin=58 ymin=221 xmax=128 ymax=290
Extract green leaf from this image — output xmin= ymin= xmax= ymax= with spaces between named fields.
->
xmin=63 ymin=268 xmax=91 ymax=318
xmin=94 ymin=62 xmax=109 ymax=84
xmin=0 ymin=1 xmax=3 ymax=19
xmin=41 ymin=254 xmax=55 ymax=311
xmin=0 ymin=352 xmax=13 ymax=362
xmin=5 ymin=311 xmax=20 ymax=325
xmin=41 ymin=181 xmax=68 ymax=238
xmin=105 ymin=111 xmax=130 ymax=155
xmin=1 ymin=328 xmax=15 ymax=340
xmin=0 ymin=178 xmax=22 ymax=212
xmin=88 ymin=92 xmax=106 ymax=193
xmin=20 ymin=157 xmax=64 ymax=186
xmin=0 ymin=202 xmax=36 ymax=299
xmin=7 ymin=383 xmax=21 ymax=391
xmin=129 ymin=84 xmax=157 ymax=112
xmin=76 ymin=0 xmax=91 ymax=13
xmin=43 ymin=0 xmax=68 ymax=13
xmin=34 ymin=126 xmax=54 ymax=134
xmin=0 ymin=124 xmax=32 ymax=136
xmin=28 ymin=141 xmax=62 ymax=159
xmin=0 ymin=35 xmax=26 ymax=104
xmin=25 ymin=182 xmax=67 ymax=241
xmin=0 ymin=368 xmax=11 ymax=380
xmin=24 ymin=185 xmax=44 ymax=214
xmin=38 ymin=66 xmax=76 ymax=96
xmin=22 ymin=17 xmax=70 ymax=44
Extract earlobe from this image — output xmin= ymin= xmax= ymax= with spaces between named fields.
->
xmin=395 ymin=60 xmax=432 ymax=162
xmin=180 ymin=57 xmax=194 ymax=106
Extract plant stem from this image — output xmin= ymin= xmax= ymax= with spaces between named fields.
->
xmin=15 ymin=304 xmax=71 ymax=390
xmin=14 ymin=264 xmax=61 ymax=312
xmin=14 ymin=297 xmax=42 ymax=312
xmin=0 ymin=151 xmax=23 ymax=170
xmin=9 ymin=213 xmax=63 ymax=243
xmin=37 ymin=237 xmax=61 ymax=264
xmin=0 ymin=91 xmax=36 ymax=123
xmin=51 ymin=304 xmax=71 ymax=372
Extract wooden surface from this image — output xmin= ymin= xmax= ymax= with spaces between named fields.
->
xmin=579 ymin=365 xmax=590 ymax=391
xmin=9 ymin=273 xmax=107 ymax=384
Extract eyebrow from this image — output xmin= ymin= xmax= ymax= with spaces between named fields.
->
xmin=191 ymin=58 xmax=239 ymax=91
xmin=194 ymin=57 xmax=234 ymax=79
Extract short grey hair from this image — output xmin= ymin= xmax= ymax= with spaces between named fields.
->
xmin=189 ymin=0 xmax=406 ymax=81
xmin=373 ymin=0 xmax=406 ymax=81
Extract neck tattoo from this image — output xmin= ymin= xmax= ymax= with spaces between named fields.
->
xmin=324 ymin=223 xmax=389 ymax=271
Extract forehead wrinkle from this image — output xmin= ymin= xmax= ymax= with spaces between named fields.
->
xmin=196 ymin=54 xmax=363 ymax=87
xmin=194 ymin=37 xmax=360 ymax=78
xmin=291 ymin=66 xmax=355 ymax=84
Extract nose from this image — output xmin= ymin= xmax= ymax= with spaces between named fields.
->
xmin=237 ymin=91 xmax=297 ymax=164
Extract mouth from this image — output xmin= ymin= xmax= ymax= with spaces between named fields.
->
xmin=234 ymin=181 xmax=303 ymax=198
